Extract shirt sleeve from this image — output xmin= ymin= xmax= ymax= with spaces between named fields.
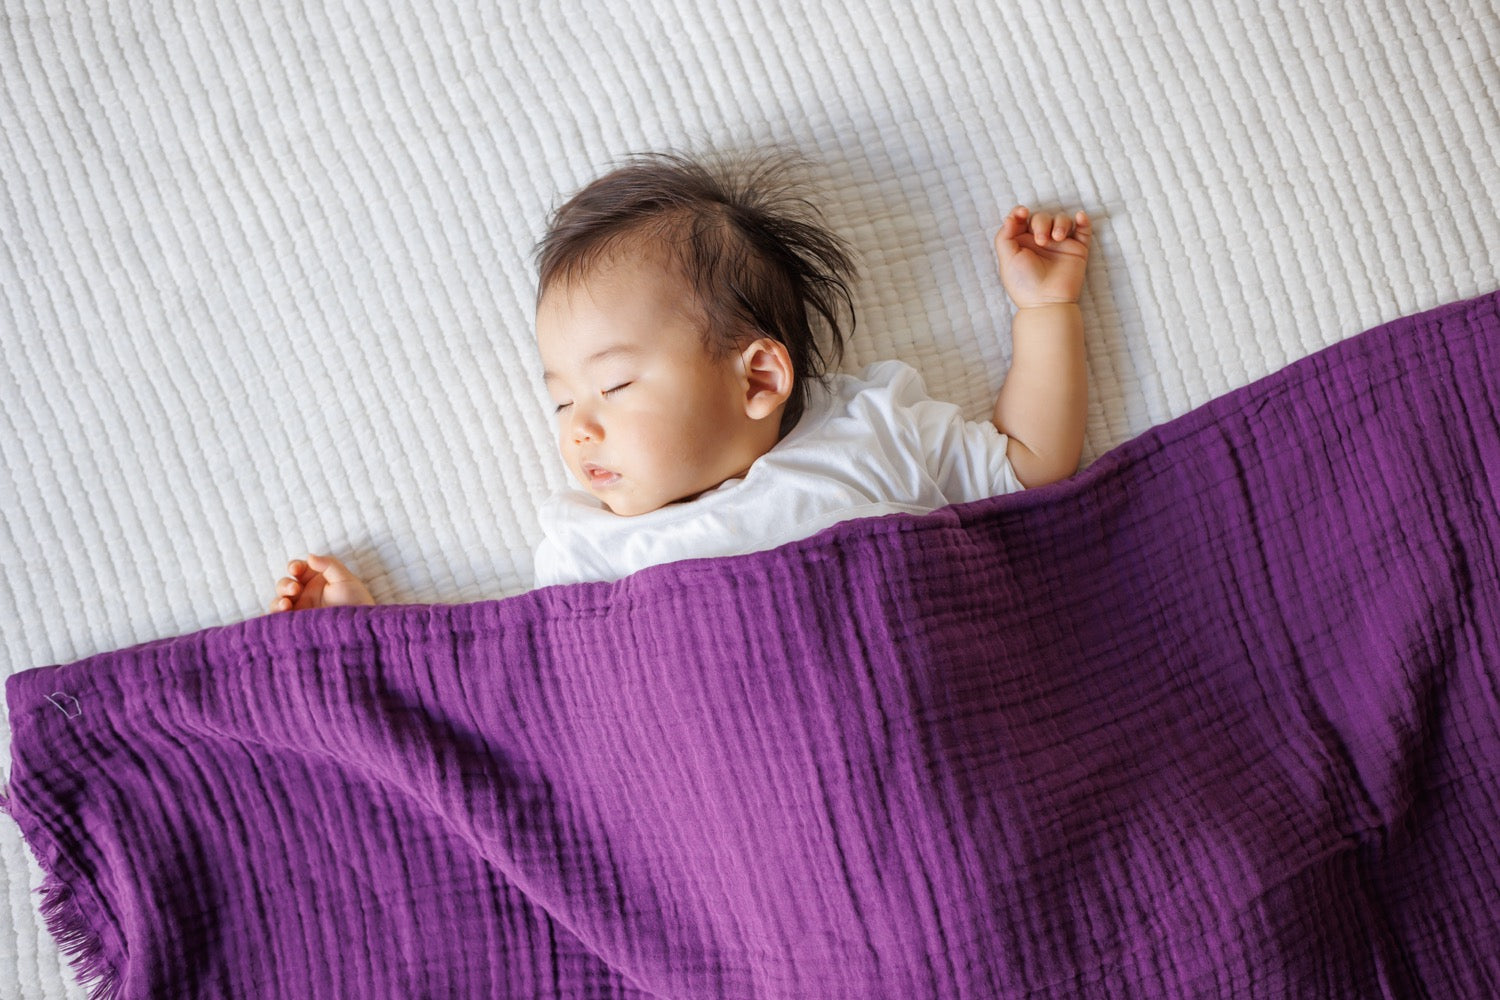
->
xmin=530 ymin=535 xmax=564 ymax=588
xmin=869 ymin=360 xmax=1026 ymax=503
xmin=531 ymin=492 xmax=603 ymax=588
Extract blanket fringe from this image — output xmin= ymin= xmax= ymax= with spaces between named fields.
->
xmin=5 ymin=776 xmax=121 ymax=997
xmin=34 ymin=869 xmax=122 ymax=1000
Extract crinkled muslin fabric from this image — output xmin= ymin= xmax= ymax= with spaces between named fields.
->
xmin=5 ymin=292 xmax=1499 ymax=998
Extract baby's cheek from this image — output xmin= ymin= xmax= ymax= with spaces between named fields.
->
xmin=656 ymin=438 xmax=709 ymax=483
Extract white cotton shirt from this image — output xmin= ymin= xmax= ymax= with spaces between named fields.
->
xmin=531 ymin=360 xmax=1025 ymax=587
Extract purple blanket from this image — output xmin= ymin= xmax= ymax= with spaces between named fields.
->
xmin=6 ymin=292 xmax=1500 ymax=999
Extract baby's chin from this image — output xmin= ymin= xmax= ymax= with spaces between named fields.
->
xmin=597 ymin=484 xmax=711 ymax=517
xmin=599 ymin=497 xmax=669 ymax=518
xmin=591 ymin=486 xmax=653 ymax=517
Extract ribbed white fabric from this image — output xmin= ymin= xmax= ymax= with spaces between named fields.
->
xmin=1 ymin=1 xmax=1497 ymax=995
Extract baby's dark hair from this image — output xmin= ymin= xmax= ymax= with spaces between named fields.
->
xmin=533 ymin=149 xmax=856 ymax=433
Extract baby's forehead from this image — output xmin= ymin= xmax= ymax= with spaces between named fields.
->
xmin=536 ymin=267 xmax=721 ymax=369
xmin=537 ymin=256 xmax=706 ymax=329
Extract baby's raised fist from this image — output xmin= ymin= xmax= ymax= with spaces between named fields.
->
xmin=268 ymin=553 xmax=376 ymax=613
xmin=994 ymin=205 xmax=1092 ymax=310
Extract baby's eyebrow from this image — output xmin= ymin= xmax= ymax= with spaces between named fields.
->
xmin=542 ymin=344 xmax=641 ymax=384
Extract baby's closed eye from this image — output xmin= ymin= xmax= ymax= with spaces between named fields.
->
xmin=552 ymin=382 xmax=632 ymax=413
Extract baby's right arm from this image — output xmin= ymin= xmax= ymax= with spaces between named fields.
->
xmin=990 ymin=205 xmax=1090 ymax=488
xmin=268 ymin=553 xmax=376 ymax=613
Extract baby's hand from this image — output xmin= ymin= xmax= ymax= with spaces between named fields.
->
xmin=994 ymin=206 xmax=1092 ymax=310
xmin=268 ymin=553 xmax=376 ymax=613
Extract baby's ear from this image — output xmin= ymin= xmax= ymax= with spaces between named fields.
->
xmin=738 ymin=337 xmax=794 ymax=420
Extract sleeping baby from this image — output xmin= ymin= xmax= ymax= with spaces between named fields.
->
xmin=268 ymin=150 xmax=1090 ymax=610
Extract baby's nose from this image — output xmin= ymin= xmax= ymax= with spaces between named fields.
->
xmin=570 ymin=414 xmax=602 ymax=443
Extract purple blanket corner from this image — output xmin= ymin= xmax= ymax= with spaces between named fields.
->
xmin=7 ymin=291 xmax=1500 ymax=998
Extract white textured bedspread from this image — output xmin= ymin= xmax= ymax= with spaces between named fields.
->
xmin=2 ymin=1 xmax=1498 ymax=995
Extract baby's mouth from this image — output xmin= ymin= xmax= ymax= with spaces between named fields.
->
xmin=583 ymin=463 xmax=621 ymax=487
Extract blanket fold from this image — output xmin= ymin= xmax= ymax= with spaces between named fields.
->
xmin=6 ymin=291 xmax=1500 ymax=998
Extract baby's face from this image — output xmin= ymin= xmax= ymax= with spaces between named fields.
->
xmin=536 ymin=258 xmax=781 ymax=516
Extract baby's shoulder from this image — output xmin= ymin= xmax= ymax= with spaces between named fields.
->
xmin=780 ymin=361 xmax=935 ymax=451
xmin=818 ymin=359 xmax=924 ymax=398
xmin=837 ymin=359 xmax=932 ymax=409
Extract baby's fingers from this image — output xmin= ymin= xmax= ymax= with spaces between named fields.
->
xmin=1000 ymin=205 xmax=1029 ymax=235
xmin=1029 ymin=211 xmax=1056 ymax=246
xmin=1071 ymin=210 xmax=1092 ymax=246
xmin=995 ymin=206 xmax=1028 ymax=254
xmin=306 ymin=552 xmax=359 ymax=584
xmin=1044 ymin=212 xmax=1086 ymax=245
